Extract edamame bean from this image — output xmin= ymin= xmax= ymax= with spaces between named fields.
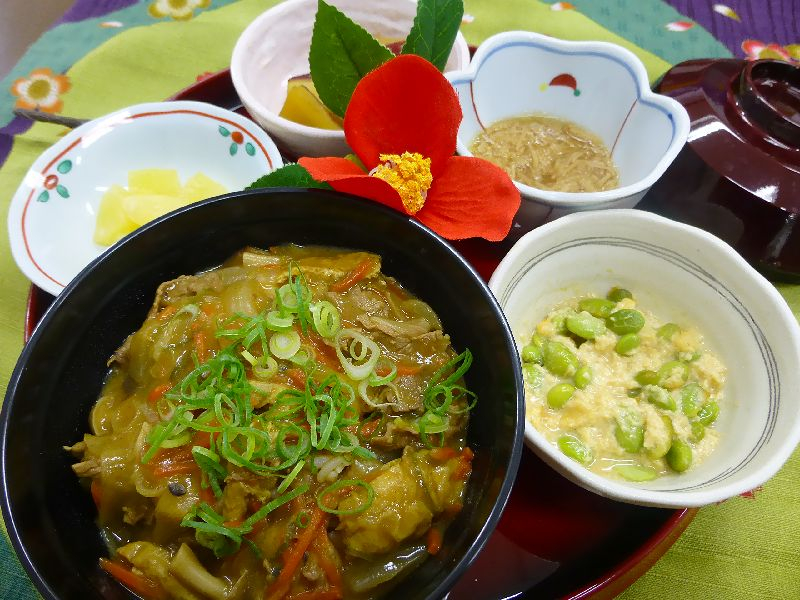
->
xmin=678 ymin=350 xmax=702 ymax=362
xmin=656 ymin=322 xmax=681 ymax=341
xmin=615 ymin=333 xmax=641 ymax=356
xmin=697 ymin=400 xmax=720 ymax=426
xmin=635 ymin=369 xmax=660 ymax=386
xmin=522 ymin=363 xmax=544 ymax=388
xmin=521 ymin=344 xmax=543 ymax=364
xmin=543 ymin=341 xmax=579 ymax=377
xmin=547 ymin=383 xmax=575 ymax=409
xmin=558 ymin=434 xmax=593 ymax=465
xmin=614 ymin=464 xmax=658 ymax=482
xmin=530 ymin=333 xmax=547 ymax=349
xmin=690 ymin=421 xmax=706 ymax=442
xmin=641 ymin=385 xmax=676 ymax=410
xmin=578 ymin=297 xmax=617 ymax=318
xmin=666 ymin=439 xmax=693 ymax=472
xmin=627 ymin=387 xmax=642 ymax=397
xmin=574 ymin=365 xmax=592 ymax=389
xmin=566 ymin=311 xmax=607 ymax=340
xmin=679 ymin=383 xmax=706 ymax=418
xmin=607 ymin=287 xmax=633 ymax=302
xmin=658 ymin=360 xmax=689 ymax=389
xmin=606 ymin=309 xmax=645 ymax=335
xmin=615 ymin=409 xmax=645 ymax=453
xmin=549 ymin=311 xmax=574 ymax=334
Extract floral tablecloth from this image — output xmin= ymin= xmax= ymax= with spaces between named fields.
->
xmin=1 ymin=0 xmax=798 ymax=598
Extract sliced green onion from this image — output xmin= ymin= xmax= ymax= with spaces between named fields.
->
xmin=316 ymin=479 xmax=375 ymax=515
xmin=269 ymin=330 xmax=301 ymax=359
xmin=277 ymin=284 xmax=300 ymax=313
xmin=295 ymin=511 xmax=311 ymax=528
xmin=241 ymin=483 xmax=310 ymax=531
xmin=277 ymin=460 xmax=305 ymax=494
xmin=369 ymin=359 xmax=397 ymax=386
xmin=358 ymin=379 xmax=400 ymax=409
xmin=159 ymin=431 xmax=192 ymax=448
xmin=310 ymin=301 xmax=342 ymax=338
xmin=288 ymin=347 xmax=314 ymax=367
xmin=266 ymin=310 xmax=294 ymax=331
xmin=253 ymin=356 xmax=278 ymax=379
xmin=335 ymin=329 xmax=380 ymax=380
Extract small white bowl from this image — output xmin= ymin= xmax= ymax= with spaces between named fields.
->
xmin=231 ymin=0 xmax=470 ymax=158
xmin=7 ymin=100 xmax=283 ymax=296
xmin=488 ymin=209 xmax=800 ymax=508
xmin=448 ymin=32 xmax=690 ymax=238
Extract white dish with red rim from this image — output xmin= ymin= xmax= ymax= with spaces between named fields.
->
xmin=7 ymin=100 xmax=283 ymax=296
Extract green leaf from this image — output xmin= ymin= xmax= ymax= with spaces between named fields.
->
xmin=246 ymin=164 xmax=333 ymax=191
xmin=309 ymin=0 xmax=393 ymax=117
xmin=402 ymin=0 xmax=464 ymax=71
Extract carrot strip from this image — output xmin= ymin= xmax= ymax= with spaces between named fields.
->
xmin=153 ymin=461 xmax=198 ymax=477
xmin=330 ymin=259 xmax=376 ymax=292
xmin=193 ymin=430 xmax=212 ymax=449
xmin=310 ymin=530 xmax=342 ymax=590
xmin=376 ymin=362 xmax=422 ymax=377
xmin=99 ymin=558 xmax=166 ymax=600
xmin=200 ymin=302 xmax=219 ymax=316
xmin=430 ymin=447 xmax=459 ymax=462
xmin=194 ymin=331 xmax=210 ymax=361
xmin=265 ymin=507 xmax=327 ymax=600
xmin=452 ymin=447 xmax=474 ymax=481
xmin=156 ymin=305 xmax=177 ymax=320
xmin=147 ymin=383 xmax=171 ymax=406
xmin=357 ymin=418 xmax=381 ymax=440
xmin=285 ymin=368 xmax=307 ymax=390
xmin=297 ymin=329 xmax=341 ymax=372
xmin=426 ymin=527 xmax=443 ymax=555
xmin=149 ymin=446 xmax=198 ymax=477
xmin=90 ymin=479 xmax=103 ymax=509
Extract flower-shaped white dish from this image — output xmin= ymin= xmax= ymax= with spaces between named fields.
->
xmin=231 ymin=0 xmax=470 ymax=158
xmin=489 ymin=209 xmax=800 ymax=508
xmin=7 ymin=100 xmax=283 ymax=296
xmin=448 ymin=31 xmax=690 ymax=239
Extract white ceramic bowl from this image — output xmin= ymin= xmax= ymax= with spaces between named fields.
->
xmin=488 ymin=209 xmax=800 ymax=508
xmin=448 ymin=32 xmax=690 ymax=239
xmin=7 ymin=101 xmax=283 ymax=296
xmin=231 ymin=0 xmax=470 ymax=158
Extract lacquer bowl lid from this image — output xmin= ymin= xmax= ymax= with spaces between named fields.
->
xmin=643 ymin=59 xmax=800 ymax=279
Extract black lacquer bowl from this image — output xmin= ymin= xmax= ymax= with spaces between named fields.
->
xmin=1 ymin=189 xmax=524 ymax=599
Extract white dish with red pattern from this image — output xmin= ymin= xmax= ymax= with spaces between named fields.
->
xmin=447 ymin=31 xmax=690 ymax=236
xmin=7 ymin=101 xmax=283 ymax=296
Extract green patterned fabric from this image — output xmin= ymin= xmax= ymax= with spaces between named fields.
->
xmin=0 ymin=0 xmax=797 ymax=598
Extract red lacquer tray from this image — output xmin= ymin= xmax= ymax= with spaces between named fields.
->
xmin=24 ymin=69 xmax=697 ymax=599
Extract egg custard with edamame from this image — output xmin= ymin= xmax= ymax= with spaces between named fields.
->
xmin=521 ymin=287 xmax=726 ymax=482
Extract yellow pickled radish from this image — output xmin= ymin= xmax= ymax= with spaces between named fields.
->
xmin=180 ymin=172 xmax=229 ymax=203
xmin=127 ymin=168 xmax=182 ymax=196
xmin=93 ymin=185 xmax=137 ymax=246
xmin=122 ymin=193 xmax=185 ymax=226
xmin=93 ymin=169 xmax=228 ymax=246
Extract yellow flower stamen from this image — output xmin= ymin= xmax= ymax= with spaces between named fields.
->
xmin=370 ymin=152 xmax=433 ymax=215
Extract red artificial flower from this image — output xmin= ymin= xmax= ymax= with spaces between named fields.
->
xmin=299 ymin=54 xmax=520 ymax=241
